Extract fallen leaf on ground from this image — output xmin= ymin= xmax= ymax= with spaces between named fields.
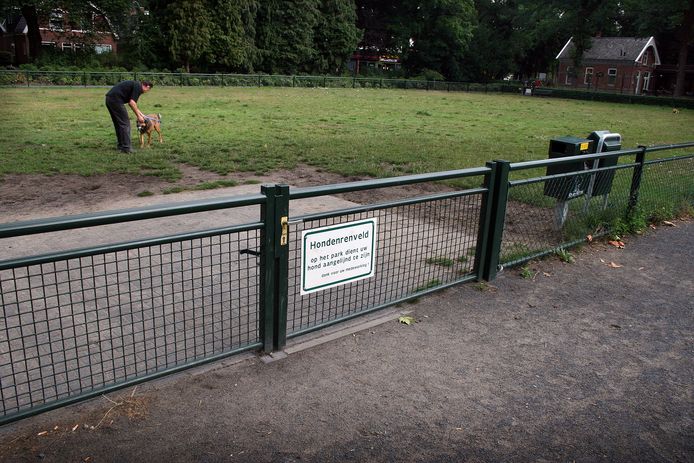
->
xmin=663 ymin=221 xmax=676 ymax=227
xmin=398 ymin=316 xmax=416 ymax=325
xmin=607 ymin=262 xmax=623 ymax=268
xmin=37 ymin=431 xmax=48 ymax=436
xmin=608 ymin=240 xmax=625 ymax=249
xmin=649 ymin=224 xmax=657 ymax=229
xmin=72 ymin=424 xmax=79 ymax=432
xmin=586 ymin=234 xmax=593 ymax=242
xmin=542 ymin=272 xmax=551 ymax=277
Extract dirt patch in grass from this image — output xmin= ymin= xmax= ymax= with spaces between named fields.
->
xmin=0 ymin=165 xmax=460 ymax=222
xmin=0 ymin=165 xmax=348 ymax=222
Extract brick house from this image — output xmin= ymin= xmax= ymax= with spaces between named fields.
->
xmin=39 ymin=9 xmax=117 ymax=55
xmin=0 ymin=8 xmax=117 ymax=64
xmin=556 ymin=36 xmax=660 ymax=95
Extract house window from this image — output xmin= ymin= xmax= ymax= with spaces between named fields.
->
xmin=565 ymin=66 xmax=574 ymax=85
xmin=641 ymin=51 xmax=648 ymax=65
xmin=41 ymin=41 xmax=57 ymax=49
xmin=607 ymin=68 xmax=617 ymax=86
xmin=95 ymin=44 xmax=112 ymax=54
xmin=584 ymin=67 xmax=593 ymax=85
xmin=60 ymin=42 xmax=82 ymax=52
xmin=49 ymin=11 xmax=64 ymax=31
xmin=643 ymin=71 xmax=651 ymax=93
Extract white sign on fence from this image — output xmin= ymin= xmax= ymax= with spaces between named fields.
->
xmin=300 ymin=218 xmax=377 ymax=295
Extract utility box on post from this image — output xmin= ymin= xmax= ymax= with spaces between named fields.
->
xmin=543 ymin=136 xmax=594 ymax=200
xmin=585 ymin=130 xmax=621 ymax=197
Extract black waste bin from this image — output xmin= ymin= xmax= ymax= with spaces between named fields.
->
xmin=543 ymin=136 xmax=594 ymax=200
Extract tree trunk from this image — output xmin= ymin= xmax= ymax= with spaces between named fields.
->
xmin=674 ymin=1 xmax=694 ymax=97
xmin=20 ymin=4 xmax=43 ymax=61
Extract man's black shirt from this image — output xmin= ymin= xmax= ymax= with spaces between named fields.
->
xmin=106 ymin=80 xmax=143 ymax=104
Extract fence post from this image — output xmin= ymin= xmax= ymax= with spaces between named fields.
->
xmin=260 ymin=184 xmax=290 ymax=353
xmin=480 ymin=160 xmax=511 ymax=281
xmin=474 ymin=162 xmax=497 ymax=280
xmin=627 ymin=146 xmax=647 ymax=218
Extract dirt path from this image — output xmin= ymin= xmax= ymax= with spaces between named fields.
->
xmin=0 ymin=219 xmax=690 ymax=462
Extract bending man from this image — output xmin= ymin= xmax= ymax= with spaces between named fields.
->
xmin=105 ymin=80 xmax=153 ymax=153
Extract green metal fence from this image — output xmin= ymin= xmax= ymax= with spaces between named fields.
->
xmin=482 ymin=144 xmax=694 ymax=278
xmin=0 ymin=69 xmax=519 ymax=94
xmin=4 ymin=70 xmax=694 ymax=107
xmin=0 ymin=143 xmax=692 ymax=425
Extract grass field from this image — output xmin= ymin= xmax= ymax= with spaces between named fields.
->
xmin=0 ymin=86 xmax=692 ymax=185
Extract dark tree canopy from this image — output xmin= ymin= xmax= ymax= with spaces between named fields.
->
xmin=1 ymin=0 xmax=691 ymax=89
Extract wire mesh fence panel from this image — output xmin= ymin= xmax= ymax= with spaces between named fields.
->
xmin=501 ymin=165 xmax=636 ymax=266
xmin=286 ymin=193 xmax=482 ymax=335
xmin=0 ymin=228 xmax=261 ymax=419
xmin=638 ymin=156 xmax=694 ymax=221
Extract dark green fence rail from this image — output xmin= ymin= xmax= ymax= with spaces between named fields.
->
xmin=0 ymin=144 xmax=692 ymax=425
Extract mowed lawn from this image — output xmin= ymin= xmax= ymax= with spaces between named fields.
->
xmin=1 ymin=86 xmax=692 ymax=184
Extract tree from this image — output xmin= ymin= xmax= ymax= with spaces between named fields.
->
xmin=394 ymin=0 xmax=477 ymax=80
xmin=621 ymin=0 xmax=694 ymax=97
xmin=512 ymin=0 xmax=567 ymax=79
xmin=166 ymin=0 xmax=212 ymax=72
xmin=313 ymin=0 xmax=361 ymax=74
xmin=206 ymin=0 xmax=258 ymax=72
xmin=354 ymin=0 xmax=400 ymax=54
xmin=461 ymin=0 xmax=520 ymax=81
xmin=255 ymin=0 xmax=319 ymax=74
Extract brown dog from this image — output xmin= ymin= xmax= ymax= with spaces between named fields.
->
xmin=138 ymin=113 xmax=163 ymax=148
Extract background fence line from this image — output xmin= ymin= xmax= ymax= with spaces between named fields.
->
xmin=2 ymin=69 xmax=693 ymax=108
xmin=0 ymin=143 xmax=692 ymax=425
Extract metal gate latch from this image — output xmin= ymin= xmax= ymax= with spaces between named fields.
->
xmin=280 ymin=216 xmax=288 ymax=246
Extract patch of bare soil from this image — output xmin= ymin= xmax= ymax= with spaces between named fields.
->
xmin=0 ymin=390 xmax=152 ymax=461
xmin=0 ymin=164 xmax=458 ymax=223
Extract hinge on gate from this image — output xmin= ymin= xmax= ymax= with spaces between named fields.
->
xmin=280 ymin=216 xmax=289 ymax=246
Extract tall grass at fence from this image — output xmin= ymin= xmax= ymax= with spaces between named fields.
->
xmin=0 ymin=86 xmax=692 ymax=185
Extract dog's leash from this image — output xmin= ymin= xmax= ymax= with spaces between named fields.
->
xmin=143 ymin=116 xmax=161 ymax=124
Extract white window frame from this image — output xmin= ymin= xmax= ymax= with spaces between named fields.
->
xmin=94 ymin=43 xmax=112 ymax=54
xmin=607 ymin=68 xmax=617 ymax=86
xmin=49 ymin=10 xmax=64 ymax=31
xmin=584 ymin=67 xmax=594 ymax=85
xmin=565 ymin=66 xmax=574 ymax=85
xmin=643 ymin=71 xmax=651 ymax=92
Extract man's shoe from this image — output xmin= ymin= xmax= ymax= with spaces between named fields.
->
xmin=120 ymin=148 xmax=134 ymax=153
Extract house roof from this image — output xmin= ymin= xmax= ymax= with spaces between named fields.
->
xmin=1 ymin=15 xmax=27 ymax=34
xmin=556 ymin=36 xmax=661 ymax=65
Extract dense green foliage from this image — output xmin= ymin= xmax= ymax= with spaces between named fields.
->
xmin=1 ymin=1 xmax=692 ymax=90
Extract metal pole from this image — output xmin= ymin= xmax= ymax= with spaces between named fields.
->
xmin=627 ymin=146 xmax=647 ymax=218
xmin=474 ymin=161 xmax=497 ymax=280
xmin=260 ymin=185 xmax=290 ymax=353
xmin=481 ymin=160 xmax=511 ymax=281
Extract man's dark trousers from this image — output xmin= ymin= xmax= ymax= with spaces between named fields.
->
xmin=105 ymin=96 xmax=132 ymax=152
